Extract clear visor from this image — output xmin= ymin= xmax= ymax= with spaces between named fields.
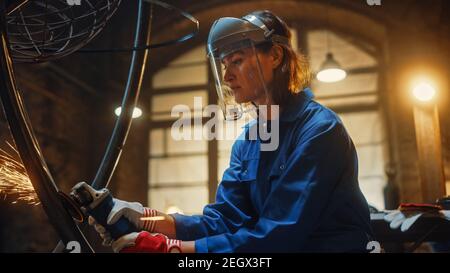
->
xmin=208 ymin=41 xmax=270 ymax=121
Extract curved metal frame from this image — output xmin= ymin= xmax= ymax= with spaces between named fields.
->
xmin=91 ymin=0 xmax=152 ymax=190
xmin=0 ymin=1 xmax=94 ymax=252
xmin=0 ymin=0 xmax=152 ymax=252
xmin=77 ymin=0 xmax=199 ymax=53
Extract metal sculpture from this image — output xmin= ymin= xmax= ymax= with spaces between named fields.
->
xmin=0 ymin=0 xmax=198 ymax=252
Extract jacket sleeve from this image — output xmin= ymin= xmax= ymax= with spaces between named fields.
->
xmin=194 ymin=120 xmax=352 ymax=252
xmin=172 ymin=138 xmax=257 ymax=241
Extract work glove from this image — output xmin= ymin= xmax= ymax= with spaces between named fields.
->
xmin=87 ymin=198 xmax=162 ymax=246
xmin=106 ymin=198 xmax=161 ymax=233
xmin=88 ymin=216 xmax=113 ymax=246
xmin=383 ymin=203 xmax=450 ymax=232
xmin=112 ymin=231 xmax=182 ymax=253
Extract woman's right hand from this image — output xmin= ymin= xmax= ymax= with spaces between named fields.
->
xmin=106 ymin=198 xmax=160 ymax=232
xmin=89 ymin=197 xmax=176 ymax=240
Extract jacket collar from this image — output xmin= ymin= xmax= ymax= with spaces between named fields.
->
xmin=279 ymin=88 xmax=314 ymax=122
xmin=241 ymin=87 xmax=314 ymax=129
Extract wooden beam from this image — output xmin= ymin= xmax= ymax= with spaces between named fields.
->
xmin=413 ymin=104 xmax=446 ymax=203
xmin=328 ymin=102 xmax=379 ymax=114
xmin=207 ymin=65 xmax=218 ymax=204
xmin=346 ymin=66 xmax=379 ymax=75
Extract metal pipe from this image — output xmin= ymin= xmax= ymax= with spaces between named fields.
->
xmin=6 ymin=0 xmax=29 ymax=16
xmin=92 ymin=0 xmax=152 ymax=189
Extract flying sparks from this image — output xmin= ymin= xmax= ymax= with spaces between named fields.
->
xmin=140 ymin=216 xmax=165 ymax=221
xmin=0 ymin=142 xmax=39 ymax=205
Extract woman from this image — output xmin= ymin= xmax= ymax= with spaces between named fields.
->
xmin=90 ymin=10 xmax=374 ymax=253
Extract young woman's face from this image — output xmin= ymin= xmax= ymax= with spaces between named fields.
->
xmin=221 ymin=47 xmax=274 ymax=105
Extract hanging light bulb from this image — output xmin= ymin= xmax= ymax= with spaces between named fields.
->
xmin=114 ymin=106 xmax=142 ymax=118
xmin=316 ymin=53 xmax=347 ymax=83
xmin=412 ymin=82 xmax=436 ymax=102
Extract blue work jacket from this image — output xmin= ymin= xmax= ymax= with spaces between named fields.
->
xmin=173 ymin=88 xmax=374 ymax=252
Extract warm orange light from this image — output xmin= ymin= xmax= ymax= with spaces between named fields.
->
xmin=165 ymin=205 xmax=183 ymax=214
xmin=0 ymin=142 xmax=39 ymax=205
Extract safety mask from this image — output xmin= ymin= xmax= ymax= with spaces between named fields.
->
xmin=207 ymin=15 xmax=289 ymax=121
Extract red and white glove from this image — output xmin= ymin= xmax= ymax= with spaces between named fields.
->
xmin=88 ymin=198 xmax=164 ymax=247
xmin=112 ymin=231 xmax=182 ymax=253
xmin=384 ymin=203 xmax=450 ymax=232
xmin=106 ymin=198 xmax=161 ymax=233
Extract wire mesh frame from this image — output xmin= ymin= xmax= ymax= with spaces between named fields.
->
xmin=6 ymin=0 xmax=121 ymax=63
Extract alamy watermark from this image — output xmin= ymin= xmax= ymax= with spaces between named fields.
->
xmin=66 ymin=241 xmax=81 ymax=253
xmin=366 ymin=0 xmax=381 ymax=6
xmin=66 ymin=0 xmax=81 ymax=6
xmin=171 ymin=97 xmax=279 ymax=151
xmin=366 ymin=241 xmax=381 ymax=253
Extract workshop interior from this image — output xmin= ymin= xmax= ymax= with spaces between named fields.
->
xmin=0 ymin=0 xmax=449 ymax=253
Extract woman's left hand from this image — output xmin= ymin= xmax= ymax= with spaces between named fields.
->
xmin=113 ymin=231 xmax=182 ymax=253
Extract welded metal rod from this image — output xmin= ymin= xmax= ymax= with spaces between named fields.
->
xmin=5 ymin=0 xmax=29 ymax=15
xmin=92 ymin=0 xmax=152 ymax=189
xmin=52 ymin=0 xmax=152 ymax=252
xmin=0 ymin=2 xmax=94 ymax=253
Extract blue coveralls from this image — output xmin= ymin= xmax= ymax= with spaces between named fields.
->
xmin=173 ymin=88 xmax=374 ymax=252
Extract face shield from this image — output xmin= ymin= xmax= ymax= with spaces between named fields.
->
xmin=207 ymin=15 xmax=289 ymax=120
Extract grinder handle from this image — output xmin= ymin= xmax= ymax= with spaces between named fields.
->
xmin=88 ymin=194 xmax=138 ymax=239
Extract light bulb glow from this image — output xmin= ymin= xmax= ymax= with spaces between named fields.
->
xmin=316 ymin=68 xmax=347 ymax=83
xmin=114 ymin=106 xmax=143 ymax=118
xmin=412 ymin=82 xmax=436 ymax=102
